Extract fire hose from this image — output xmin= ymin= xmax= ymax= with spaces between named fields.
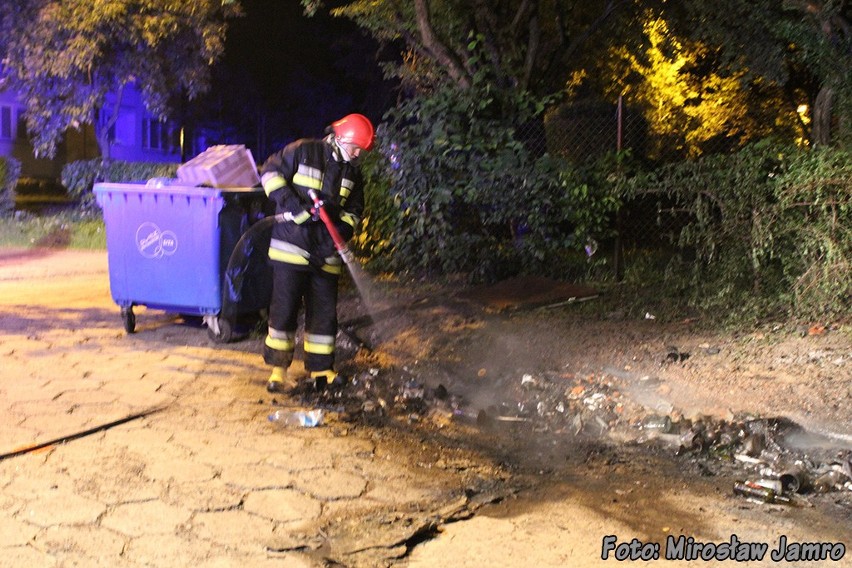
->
xmin=307 ymin=188 xmax=355 ymax=266
xmin=214 ymin=191 xmax=361 ymax=343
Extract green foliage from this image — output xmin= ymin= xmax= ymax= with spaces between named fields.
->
xmin=773 ymin=147 xmax=852 ymax=317
xmin=378 ymin=83 xmax=619 ymax=282
xmin=62 ymin=159 xmax=178 ymax=206
xmin=60 ymin=160 xmax=101 ymax=205
xmin=352 ymin=142 xmax=398 ymax=265
xmin=676 ymin=0 xmax=851 ymax=147
xmin=0 ymin=156 xmax=22 ymax=217
xmin=622 ymin=141 xmax=851 ymax=321
xmin=598 ymin=15 xmax=801 ymax=160
xmin=0 ymin=0 xmax=241 ymax=158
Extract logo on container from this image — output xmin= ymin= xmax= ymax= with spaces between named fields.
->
xmin=136 ymin=222 xmax=178 ymax=258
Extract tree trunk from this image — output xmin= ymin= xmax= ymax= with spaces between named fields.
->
xmin=95 ymin=83 xmax=129 ymax=161
xmin=812 ymin=86 xmax=834 ymax=146
xmin=95 ymin=124 xmax=111 ymax=162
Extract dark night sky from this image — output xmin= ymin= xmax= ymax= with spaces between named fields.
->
xmin=201 ymin=0 xmax=397 ymax=156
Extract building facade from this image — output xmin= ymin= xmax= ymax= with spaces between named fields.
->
xmin=0 ymin=82 xmax=183 ymax=182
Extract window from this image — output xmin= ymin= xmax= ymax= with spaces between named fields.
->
xmin=143 ymin=118 xmax=178 ymax=152
xmin=0 ymin=106 xmax=12 ymax=139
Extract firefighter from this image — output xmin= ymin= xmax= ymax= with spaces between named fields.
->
xmin=259 ymin=113 xmax=374 ymax=393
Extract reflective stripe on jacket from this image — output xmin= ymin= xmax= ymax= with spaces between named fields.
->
xmin=260 ymin=137 xmax=364 ymax=266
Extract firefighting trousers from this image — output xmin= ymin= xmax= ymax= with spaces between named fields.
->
xmin=263 ymin=262 xmax=339 ymax=373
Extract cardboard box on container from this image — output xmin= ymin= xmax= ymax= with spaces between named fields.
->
xmin=177 ymin=144 xmax=261 ymax=188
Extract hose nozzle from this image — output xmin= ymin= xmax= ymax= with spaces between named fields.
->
xmin=338 ymin=246 xmax=355 ymax=266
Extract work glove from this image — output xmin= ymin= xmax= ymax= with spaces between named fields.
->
xmin=274 ymin=210 xmax=317 ymax=224
xmin=310 ymin=195 xmax=326 ymax=221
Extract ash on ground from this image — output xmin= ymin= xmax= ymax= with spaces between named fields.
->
xmin=281 ymin=355 xmax=852 ymax=510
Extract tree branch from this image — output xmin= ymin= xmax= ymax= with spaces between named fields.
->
xmin=541 ymin=0 xmax=631 ymax=86
xmin=521 ymin=13 xmax=541 ymax=91
xmin=511 ymin=0 xmax=533 ymax=35
xmin=97 ymin=81 xmax=126 ymax=162
xmin=391 ymin=8 xmax=436 ymax=62
xmin=473 ymin=0 xmax=509 ymax=86
xmin=567 ymin=0 xmax=626 ymax=58
xmin=414 ymin=0 xmax=471 ymax=87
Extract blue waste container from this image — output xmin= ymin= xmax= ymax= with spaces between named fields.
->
xmin=94 ymin=181 xmax=272 ymax=342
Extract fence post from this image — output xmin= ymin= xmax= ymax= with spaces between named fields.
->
xmin=614 ymin=95 xmax=625 ymax=282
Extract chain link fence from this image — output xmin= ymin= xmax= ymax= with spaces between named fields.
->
xmin=519 ymin=96 xmax=733 ymax=281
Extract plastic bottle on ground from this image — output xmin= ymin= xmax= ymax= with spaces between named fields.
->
xmin=268 ymin=409 xmax=324 ymax=427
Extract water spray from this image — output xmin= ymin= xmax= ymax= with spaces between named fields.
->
xmin=305 ymin=188 xmax=386 ymax=341
xmin=216 ymin=190 xmax=384 ymax=345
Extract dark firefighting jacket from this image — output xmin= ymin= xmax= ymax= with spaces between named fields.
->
xmin=260 ymin=136 xmax=364 ymax=274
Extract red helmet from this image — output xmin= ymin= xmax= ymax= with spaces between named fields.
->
xmin=331 ymin=113 xmax=375 ymax=151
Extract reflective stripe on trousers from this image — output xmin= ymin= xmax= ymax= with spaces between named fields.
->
xmin=265 ymin=262 xmax=339 ymax=372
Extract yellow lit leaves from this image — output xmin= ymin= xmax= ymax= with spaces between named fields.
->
xmin=606 ymin=15 xmax=753 ymax=157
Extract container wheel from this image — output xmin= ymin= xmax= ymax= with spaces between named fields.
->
xmin=207 ymin=317 xmax=233 ymax=344
xmin=120 ymin=307 xmax=136 ymax=334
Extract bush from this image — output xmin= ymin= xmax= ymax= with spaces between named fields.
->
xmin=352 ymin=143 xmax=398 ymax=267
xmin=60 ymin=159 xmax=101 ymax=205
xmin=0 ymin=156 xmax=22 ymax=217
xmin=379 ymin=83 xmax=619 ymax=282
xmin=62 ymin=159 xmax=179 ymax=207
xmin=774 ymin=147 xmax=852 ymax=318
xmin=621 ymin=141 xmax=851 ymax=321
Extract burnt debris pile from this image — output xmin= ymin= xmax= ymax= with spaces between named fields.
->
xmin=288 ymin=363 xmax=851 ymax=503
xmin=636 ymin=413 xmax=852 ymax=500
